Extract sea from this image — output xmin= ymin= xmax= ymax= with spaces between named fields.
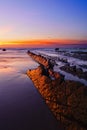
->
xmin=0 ymin=48 xmax=64 ymax=130
xmin=0 ymin=44 xmax=87 ymax=129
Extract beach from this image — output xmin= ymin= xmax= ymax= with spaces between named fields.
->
xmin=0 ymin=49 xmax=64 ymax=130
xmin=27 ymin=50 xmax=87 ymax=130
xmin=0 ymin=0 xmax=87 ymax=129
xmin=0 ymin=48 xmax=87 ymax=130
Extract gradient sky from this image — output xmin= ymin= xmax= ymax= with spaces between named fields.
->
xmin=0 ymin=0 xmax=87 ymax=47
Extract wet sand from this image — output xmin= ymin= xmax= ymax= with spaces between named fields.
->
xmin=0 ymin=50 xmax=64 ymax=130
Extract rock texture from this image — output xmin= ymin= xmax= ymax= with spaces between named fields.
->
xmin=63 ymin=51 xmax=87 ymax=61
xmin=27 ymin=51 xmax=87 ymax=130
xmin=60 ymin=64 xmax=87 ymax=80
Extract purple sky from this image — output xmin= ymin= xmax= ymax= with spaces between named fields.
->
xmin=0 ymin=0 xmax=87 ymax=41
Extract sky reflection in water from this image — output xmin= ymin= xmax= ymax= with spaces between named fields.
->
xmin=0 ymin=50 xmax=61 ymax=130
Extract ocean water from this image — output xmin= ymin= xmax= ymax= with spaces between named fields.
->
xmin=0 ymin=47 xmax=87 ymax=129
xmin=32 ymin=47 xmax=87 ymax=85
xmin=0 ymin=49 xmax=63 ymax=130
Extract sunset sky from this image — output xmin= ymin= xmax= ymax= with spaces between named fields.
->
xmin=0 ymin=0 xmax=87 ymax=47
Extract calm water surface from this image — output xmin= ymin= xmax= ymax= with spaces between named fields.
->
xmin=0 ymin=50 xmax=63 ymax=130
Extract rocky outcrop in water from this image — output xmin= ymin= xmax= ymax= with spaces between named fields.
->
xmin=60 ymin=64 xmax=87 ymax=80
xmin=27 ymin=51 xmax=87 ymax=130
xmin=64 ymin=51 xmax=87 ymax=61
xmin=2 ymin=48 xmax=6 ymax=51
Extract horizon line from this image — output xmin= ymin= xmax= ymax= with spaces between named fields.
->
xmin=0 ymin=39 xmax=87 ymax=48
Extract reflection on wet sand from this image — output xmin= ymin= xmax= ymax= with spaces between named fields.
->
xmin=0 ymin=50 xmax=63 ymax=130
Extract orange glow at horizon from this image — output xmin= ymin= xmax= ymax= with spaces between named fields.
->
xmin=0 ymin=39 xmax=87 ymax=48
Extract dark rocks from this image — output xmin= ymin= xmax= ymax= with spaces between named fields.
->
xmin=60 ymin=65 xmax=87 ymax=80
xmin=64 ymin=51 xmax=87 ymax=61
xmin=56 ymin=57 xmax=68 ymax=63
xmin=55 ymin=48 xmax=59 ymax=51
xmin=2 ymin=48 xmax=6 ymax=51
xmin=71 ymin=51 xmax=87 ymax=55
xmin=80 ymin=65 xmax=87 ymax=69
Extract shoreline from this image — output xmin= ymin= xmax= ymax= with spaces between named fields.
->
xmin=27 ymin=51 xmax=87 ymax=130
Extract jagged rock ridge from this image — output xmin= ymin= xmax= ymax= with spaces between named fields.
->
xmin=27 ymin=51 xmax=87 ymax=130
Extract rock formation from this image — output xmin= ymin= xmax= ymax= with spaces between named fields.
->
xmin=27 ymin=51 xmax=87 ymax=130
xmin=60 ymin=64 xmax=87 ymax=80
xmin=2 ymin=48 xmax=6 ymax=51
